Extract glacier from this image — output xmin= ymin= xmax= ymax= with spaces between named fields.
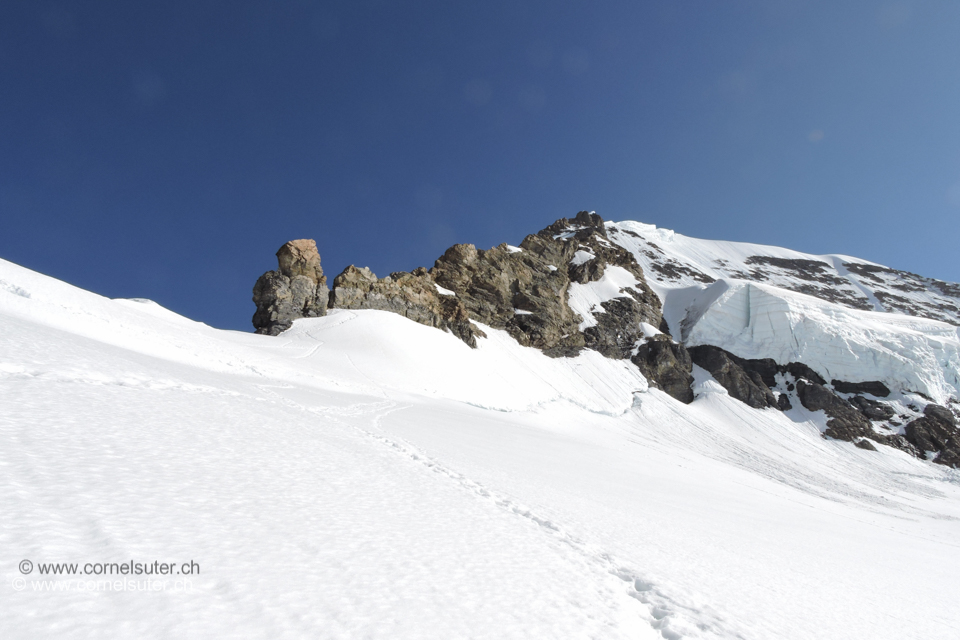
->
xmin=680 ymin=280 xmax=960 ymax=404
xmin=607 ymin=220 xmax=960 ymax=404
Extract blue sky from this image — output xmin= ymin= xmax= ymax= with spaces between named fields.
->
xmin=2 ymin=1 xmax=959 ymax=330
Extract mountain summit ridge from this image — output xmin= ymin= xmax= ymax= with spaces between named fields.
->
xmin=252 ymin=211 xmax=960 ymax=466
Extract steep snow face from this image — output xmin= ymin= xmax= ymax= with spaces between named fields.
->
xmin=682 ymin=280 xmax=960 ymax=403
xmin=607 ymin=220 xmax=960 ymax=326
xmin=607 ymin=220 xmax=960 ymax=403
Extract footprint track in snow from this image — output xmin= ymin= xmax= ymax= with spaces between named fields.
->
xmin=255 ymin=386 xmax=744 ymax=639
xmin=315 ymin=400 xmax=743 ymax=640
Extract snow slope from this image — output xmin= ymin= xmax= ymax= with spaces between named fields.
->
xmin=607 ymin=220 xmax=960 ymax=403
xmin=3 ymin=253 xmax=960 ymax=640
xmin=607 ymin=220 xmax=960 ymax=325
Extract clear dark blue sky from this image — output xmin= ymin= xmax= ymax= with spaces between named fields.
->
xmin=2 ymin=1 xmax=959 ymax=330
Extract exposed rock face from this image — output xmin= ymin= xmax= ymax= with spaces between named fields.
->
xmin=679 ymin=343 xmax=953 ymax=460
xmin=252 ymin=239 xmax=329 ymax=336
xmin=631 ymin=337 xmax=694 ymax=404
xmin=794 ymin=379 xmax=915 ymax=454
xmin=782 ymin=362 xmax=826 ymax=386
xmin=831 ymin=380 xmax=891 ymax=397
xmin=740 ymin=256 xmax=875 ymax=310
xmin=277 ymin=239 xmax=325 ymax=282
xmin=538 ymin=214 xmax=662 ymax=358
xmin=330 ymin=265 xmax=480 ymax=347
xmin=687 ymin=345 xmax=779 ymax=409
xmin=249 ymin=213 xmax=960 ymax=466
xmin=251 ymin=212 xmax=664 ymax=361
xmin=848 ymin=395 xmax=896 ymax=421
xmin=777 ymin=394 xmax=792 ymax=411
xmin=796 ymin=380 xmax=873 ymax=440
xmin=668 ymin=340 xmax=952 ymax=459
xmin=583 ymin=296 xmax=660 ymax=360
xmin=430 ymin=211 xmax=662 ymax=357
xmin=904 ymin=405 xmax=960 ymax=467
xmin=429 ymin=241 xmax=586 ymax=356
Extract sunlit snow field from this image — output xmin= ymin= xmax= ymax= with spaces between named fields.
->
xmin=2 ymin=256 xmax=960 ymax=639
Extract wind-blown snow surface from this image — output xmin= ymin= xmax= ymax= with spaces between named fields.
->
xmin=3 ymin=256 xmax=960 ymax=640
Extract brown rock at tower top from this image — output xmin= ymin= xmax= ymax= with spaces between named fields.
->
xmin=277 ymin=239 xmax=325 ymax=283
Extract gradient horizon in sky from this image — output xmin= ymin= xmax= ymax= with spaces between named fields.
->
xmin=2 ymin=1 xmax=959 ymax=330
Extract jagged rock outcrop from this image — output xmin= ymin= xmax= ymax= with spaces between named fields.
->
xmin=583 ymin=296 xmax=659 ymax=360
xmin=330 ymin=265 xmax=481 ymax=347
xmin=782 ymin=362 xmax=826 ymax=386
xmin=794 ymin=378 xmax=915 ymax=454
xmin=777 ymin=394 xmax=793 ymax=412
xmin=429 ymin=211 xmax=662 ymax=357
xmin=251 ymin=212 xmax=664 ymax=359
xmin=848 ymin=395 xmax=896 ymax=421
xmin=687 ymin=345 xmax=780 ymax=409
xmin=679 ymin=342 xmax=925 ymax=454
xmin=796 ymin=380 xmax=873 ymax=440
xmin=252 ymin=214 xmax=953 ymax=462
xmin=680 ymin=342 xmax=954 ymax=460
xmin=904 ymin=404 xmax=960 ymax=467
xmin=252 ymin=239 xmax=329 ymax=335
xmin=428 ymin=241 xmax=586 ymax=356
xmin=831 ymin=380 xmax=891 ymax=397
xmin=631 ymin=336 xmax=694 ymax=404
xmin=277 ymin=238 xmax=325 ymax=282
xmin=247 ymin=212 xmax=960 ymax=471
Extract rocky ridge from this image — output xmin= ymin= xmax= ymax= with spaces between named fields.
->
xmin=330 ymin=265 xmax=479 ymax=347
xmin=251 ymin=212 xmax=960 ymax=467
xmin=254 ymin=211 xmax=664 ymax=359
xmin=430 ymin=211 xmax=662 ymax=357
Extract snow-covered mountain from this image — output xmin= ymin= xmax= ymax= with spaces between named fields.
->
xmin=610 ymin=219 xmax=960 ymax=404
xmin=253 ymin=212 xmax=960 ymax=464
xmin=609 ymin=220 xmax=960 ymax=326
xmin=2 ymin=215 xmax=960 ymax=640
